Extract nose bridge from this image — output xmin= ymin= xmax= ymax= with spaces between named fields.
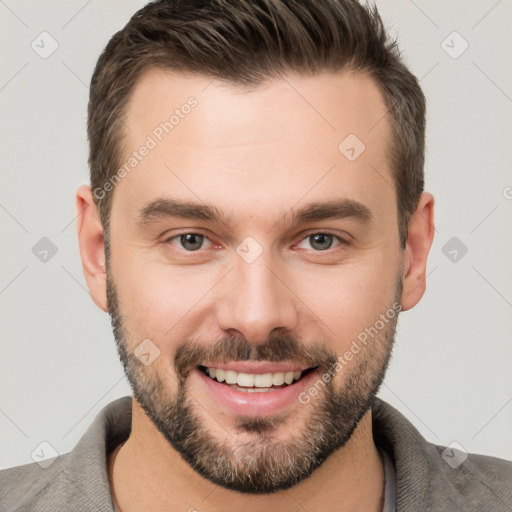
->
xmin=216 ymin=245 xmax=297 ymax=344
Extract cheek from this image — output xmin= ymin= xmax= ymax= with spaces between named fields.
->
xmin=114 ymin=258 xmax=223 ymax=345
xmin=296 ymin=255 xmax=398 ymax=348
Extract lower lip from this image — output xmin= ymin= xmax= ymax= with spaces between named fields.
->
xmin=193 ymin=367 xmax=319 ymax=417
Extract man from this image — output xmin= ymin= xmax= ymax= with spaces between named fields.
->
xmin=1 ymin=0 xmax=511 ymax=511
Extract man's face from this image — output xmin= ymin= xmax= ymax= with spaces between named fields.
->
xmin=105 ymin=69 xmax=403 ymax=493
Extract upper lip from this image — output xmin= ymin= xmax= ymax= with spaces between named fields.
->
xmin=200 ymin=361 xmax=313 ymax=374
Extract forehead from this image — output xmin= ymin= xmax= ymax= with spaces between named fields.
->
xmin=114 ymin=68 xmax=394 ymax=229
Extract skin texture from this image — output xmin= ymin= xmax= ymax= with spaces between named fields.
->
xmin=76 ymin=69 xmax=434 ymax=511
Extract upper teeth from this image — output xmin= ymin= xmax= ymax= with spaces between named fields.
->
xmin=206 ymin=367 xmax=302 ymax=387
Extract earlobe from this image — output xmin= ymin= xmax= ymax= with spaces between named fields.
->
xmin=400 ymin=192 xmax=435 ymax=311
xmin=75 ymin=185 xmax=108 ymax=312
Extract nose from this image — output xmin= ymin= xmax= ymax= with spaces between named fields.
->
xmin=215 ymin=249 xmax=299 ymax=345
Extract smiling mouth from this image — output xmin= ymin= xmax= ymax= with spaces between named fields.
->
xmin=198 ymin=365 xmax=318 ymax=392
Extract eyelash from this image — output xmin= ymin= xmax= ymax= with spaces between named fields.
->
xmin=162 ymin=231 xmax=351 ymax=253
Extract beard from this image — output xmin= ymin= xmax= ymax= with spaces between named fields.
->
xmin=106 ymin=261 xmax=402 ymax=494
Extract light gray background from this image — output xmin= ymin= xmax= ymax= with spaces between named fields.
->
xmin=1 ymin=0 xmax=511 ymax=469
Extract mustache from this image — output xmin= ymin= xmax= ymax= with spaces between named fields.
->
xmin=174 ymin=332 xmax=338 ymax=380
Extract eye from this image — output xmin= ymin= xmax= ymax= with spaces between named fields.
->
xmin=296 ymin=233 xmax=346 ymax=251
xmin=166 ymin=233 xmax=212 ymax=251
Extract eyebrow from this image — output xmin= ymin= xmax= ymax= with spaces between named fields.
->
xmin=136 ymin=196 xmax=373 ymax=229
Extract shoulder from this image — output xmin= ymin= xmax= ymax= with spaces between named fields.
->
xmin=372 ymin=397 xmax=512 ymax=511
xmin=0 ymin=396 xmax=131 ymax=512
xmin=0 ymin=454 xmax=73 ymax=512
xmin=431 ymin=443 xmax=512 ymax=500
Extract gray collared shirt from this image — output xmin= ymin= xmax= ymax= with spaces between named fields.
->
xmin=1 ymin=396 xmax=511 ymax=511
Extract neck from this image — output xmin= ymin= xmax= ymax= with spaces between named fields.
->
xmin=109 ymin=401 xmax=384 ymax=512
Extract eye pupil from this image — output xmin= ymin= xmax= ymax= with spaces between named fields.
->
xmin=310 ymin=233 xmax=333 ymax=250
xmin=180 ymin=233 xmax=203 ymax=251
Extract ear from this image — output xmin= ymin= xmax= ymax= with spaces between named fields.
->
xmin=400 ymin=192 xmax=435 ymax=311
xmin=75 ymin=185 xmax=108 ymax=312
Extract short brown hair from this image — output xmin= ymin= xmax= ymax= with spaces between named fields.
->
xmin=88 ymin=0 xmax=426 ymax=249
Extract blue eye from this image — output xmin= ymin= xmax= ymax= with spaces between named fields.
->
xmin=297 ymin=233 xmax=344 ymax=251
xmin=167 ymin=233 xmax=212 ymax=251
xmin=310 ymin=233 xmax=334 ymax=250
xmin=180 ymin=234 xmax=204 ymax=251
xmin=164 ymin=231 xmax=348 ymax=255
